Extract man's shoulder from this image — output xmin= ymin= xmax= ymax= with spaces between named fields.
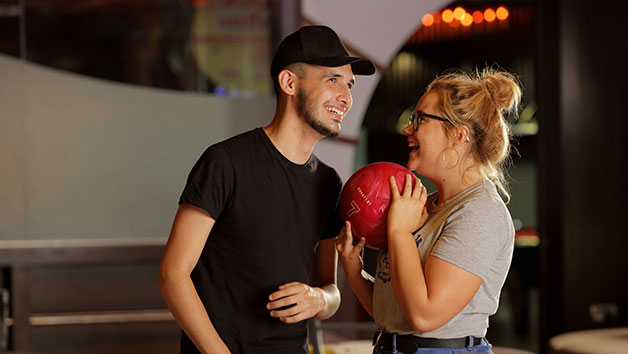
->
xmin=214 ymin=128 xmax=260 ymax=148
xmin=191 ymin=128 xmax=261 ymax=168
xmin=204 ymin=128 xmax=261 ymax=157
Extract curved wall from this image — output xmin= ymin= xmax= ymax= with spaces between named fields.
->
xmin=0 ymin=54 xmax=274 ymax=240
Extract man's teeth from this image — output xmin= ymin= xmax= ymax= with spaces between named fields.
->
xmin=327 ymin=107 xmax=344 ymax=116
xmin=409 ymin=143 xmax=419 ymax=151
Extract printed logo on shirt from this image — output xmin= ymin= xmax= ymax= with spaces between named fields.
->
xmin=414 ymin=232 xmax=423 ymax=246
xmin=376 ymin=252 xmax=391 ymax=283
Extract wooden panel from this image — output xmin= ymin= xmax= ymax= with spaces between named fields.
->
xmin=537 ymin=1 xmax=628 ymax=352
xmin=0 ymin=239 xmax=165 ymax=266
xmin=558 ymin=0 xmax=627 ymax=332
xmin=0 ymin=239 xmax=180 ymax=353
xmin=535 ymin=0 xmax=562 ymax=351
xmin=30 ymin=321 xmax=180 ymax=354
xmin=28 ymin=263 xmax=165 ymax=313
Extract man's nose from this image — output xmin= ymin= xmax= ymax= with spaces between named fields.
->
xmin=337 ymin=87 xmax=351 ymax=108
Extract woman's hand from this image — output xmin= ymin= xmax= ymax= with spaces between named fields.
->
xmin=387 ymin=174 xmax=429 ymax=237
xmin=335 ymin=221 xmax=366 ymax=280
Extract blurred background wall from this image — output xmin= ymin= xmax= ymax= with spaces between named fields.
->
xmin=0 ymin=54 xmax=274 ymax=240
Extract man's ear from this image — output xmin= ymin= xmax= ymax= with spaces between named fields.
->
xmin=278 ymin=69 xmax=298 ymax=96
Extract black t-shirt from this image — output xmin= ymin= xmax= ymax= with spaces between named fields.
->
xmin=178 ymin=128 xmax=343 ymax=354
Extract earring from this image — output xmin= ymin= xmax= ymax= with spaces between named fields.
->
xmin=442 ymin=147 xmax=461 ymax=168
xmin=466 ymin=136 xmax=470 ymax=143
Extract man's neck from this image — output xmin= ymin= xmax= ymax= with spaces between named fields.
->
xmin=263 ymin=115 xmax=323 ymax=165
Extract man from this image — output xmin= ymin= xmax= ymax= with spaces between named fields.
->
xmin=158 ymin=26 xmax=375 ymax=353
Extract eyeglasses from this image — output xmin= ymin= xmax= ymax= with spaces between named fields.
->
xmin=408 ymin=110 xmax=453 ymax=131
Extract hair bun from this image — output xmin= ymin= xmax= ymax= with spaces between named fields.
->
xmin=482 ymin=70 xmax=522 ymax=114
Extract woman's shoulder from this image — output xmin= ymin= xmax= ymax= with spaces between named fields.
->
xmin=448 ymin=181 xmax=513 ymax=229
xmin=461 ymin=180 xmax=506 ymax=208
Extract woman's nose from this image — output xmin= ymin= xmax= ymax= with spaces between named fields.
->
xmin=402 ymin=124 xmax=414 ymax=136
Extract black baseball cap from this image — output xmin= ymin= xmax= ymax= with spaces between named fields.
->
xmin=270 ymin=25 xmax=376 ymax=79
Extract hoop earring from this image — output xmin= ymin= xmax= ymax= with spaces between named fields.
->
xmin=442 ymin=147 xmax=461 ymax=168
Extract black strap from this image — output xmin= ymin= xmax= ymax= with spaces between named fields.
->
xmin=373 ymin=331 xmax=484 ymax=352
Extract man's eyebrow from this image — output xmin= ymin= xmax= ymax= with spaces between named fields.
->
xmin=328 ymin=72 xmax=356 ymax=86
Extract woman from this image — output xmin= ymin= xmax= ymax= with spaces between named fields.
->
xmin=337 ymin=68 xmax=522 ymax=354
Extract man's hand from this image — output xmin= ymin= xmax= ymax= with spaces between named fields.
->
xmin=267 ymin=282 xmax=326 ymax=323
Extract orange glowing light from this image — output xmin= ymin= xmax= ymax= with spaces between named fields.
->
xmin=461 ymin=13 xmax=473 ymax=26
xmin=472 ymin=10 xmax=484 ymax=24
xmin=496 ymin=6 xmax=509 ymax=20
xmin=453 ymin=6 xmax=466 ymax=20
xmin=442 ymin=9 xmax=454 ymax=23
xmin=433 ymin=11 xmax=442 ymax=24
xmin=422 ymin=13 xmax=435 ymax=27
xmin=484 ymin=8 xmax=496 ymax=22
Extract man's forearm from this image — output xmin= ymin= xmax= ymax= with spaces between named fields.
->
xmin=158 ymin=275 xmax=230 ymax=354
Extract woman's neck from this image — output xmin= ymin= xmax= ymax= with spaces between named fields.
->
xmin=434 ymin=167 xmax=484 ymax=205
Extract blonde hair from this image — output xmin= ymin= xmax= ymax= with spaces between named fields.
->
xmin=426 ymin=67 xmax=522 ymax=202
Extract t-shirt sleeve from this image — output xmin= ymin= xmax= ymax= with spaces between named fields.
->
xmin=178 ymin=144 xmax=234 ymax=220
xmin=430 ymin=201 xmax=512 ymax=281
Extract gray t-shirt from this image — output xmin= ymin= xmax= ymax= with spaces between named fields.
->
xmin=373 ymin=180 xmax=514 ymax=338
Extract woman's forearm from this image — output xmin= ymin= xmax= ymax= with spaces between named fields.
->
xmin=344 ymin=270 xmax=375 ymax=317
xmin=387 ymin=230 xmax=431 ymax=331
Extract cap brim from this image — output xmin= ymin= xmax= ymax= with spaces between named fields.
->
xmin=305 ymin=56 xmax=376 ymax=76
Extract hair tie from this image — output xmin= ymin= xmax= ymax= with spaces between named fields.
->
xmin=486 ymin=85 xmax=497 ymax=106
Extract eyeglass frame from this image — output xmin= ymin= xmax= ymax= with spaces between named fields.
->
xmin=408 ymin=110 xmax=454 ymax=131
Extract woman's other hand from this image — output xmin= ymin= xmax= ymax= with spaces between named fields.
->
xmin=387 ymin=174 xmax=429 ymax=238
xmin=335 ymin=221 xmax=366 ymax=280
